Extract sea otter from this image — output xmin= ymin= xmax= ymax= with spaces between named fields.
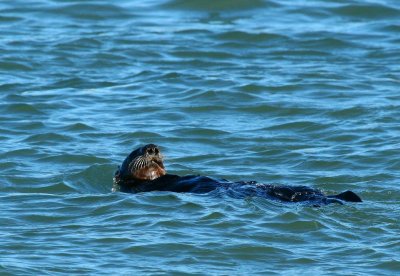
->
xmin=113 ymin=144 xmax=362 ymax=205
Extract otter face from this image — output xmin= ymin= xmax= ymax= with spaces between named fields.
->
xmin=127 ymin=144 xmax=166 ymax=181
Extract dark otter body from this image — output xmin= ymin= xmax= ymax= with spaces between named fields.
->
xmin=114 ymin=144 xmax=362 ymax=205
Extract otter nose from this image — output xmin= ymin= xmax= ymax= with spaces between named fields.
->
xmin=146 ymin=145 xmax=159 ymax=155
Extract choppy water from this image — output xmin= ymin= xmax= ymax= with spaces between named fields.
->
xmin=1 ymin=0 xmax=400 ymax=274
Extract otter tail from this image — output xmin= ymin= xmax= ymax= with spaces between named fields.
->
xmin=328 ymin=190 xmax=362 ymax=203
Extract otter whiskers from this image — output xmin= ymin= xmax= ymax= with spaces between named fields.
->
xmin=131 ymin=156 xmax=150 ymax=171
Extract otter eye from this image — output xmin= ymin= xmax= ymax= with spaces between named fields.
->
xmin=154 ymin=148 xmax=159 ymax=154
xmin=147 ymin=148 xmax=154 ymax=154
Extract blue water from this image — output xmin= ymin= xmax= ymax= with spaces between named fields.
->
xmin=1 ymin=0 xmax=400 ymax=275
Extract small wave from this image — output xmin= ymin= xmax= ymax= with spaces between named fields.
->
xmin=380 ymin=24 xmax=400 ymax=33
xmin=0 ymin=15 xmax=23 ymax=22
xmin=2 ymin=103 xmax=44 ymax=115
xmin=49 ymin=77 xmax=116 ymax=90
xmin=60 ymin=123 xmax=97 ymax=132
xmin=64 ymin=164 xmax=116 ymax=193
xmin=330 ymin=3 xmax=400 ymax=19
xmin=237 ymin=103 xmax=318 ymax=116
xmin=172 ymin=127 xmax=230 ymax=137
xmin=300 ymin=37 xmax=359 ymax=50
xmin=271 ymin=49 xmax=329 ymax=57
xmin=324 ymin=133 xmax=361 ymax=143
xmin=266 ymin=121 xmax=330 ymax=133
xmin=215 ymin=31 xmax=287 ymax=43
xmin=2 ymin=175 xmax=75 ymax=194
xmin=170 ymin=50 xmax=237 ymax=60
xmin=55 ymin=37 xmax=102 ymax=50
xmin=24 ymin=133 xmax=73 ymax=144
xmin=37 ymin=154 xmax=108 ymax=165
xmin=116 ymin=132 xmax=164 ymax=144
xmin=327 ymin=106 xmax=371 ymax=119
xmin=162 ymin=0 xmax=277 ymax=11
xmin=49 ymin=3 xmax=132 ymax=20
xmin=294 ymin=159 xmax=351 ymax=170
xmin=223 ymin=244 xmax=292 ymax=256
xmin=179 ymin=89 xmax=260 ymax=103
xmin=0 ymin=61 xmax=33 ymax=71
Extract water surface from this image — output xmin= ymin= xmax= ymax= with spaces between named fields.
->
xmin=1 ymin=0 xmax=399 ymax=275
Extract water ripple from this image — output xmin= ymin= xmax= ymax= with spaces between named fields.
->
xmin=1 ymin=0 xmax=399 ymax=275
xmin=331 ymin=3 xmax=400 ymax=19
xmin=163 ymin=0 xmax=275 ymax=11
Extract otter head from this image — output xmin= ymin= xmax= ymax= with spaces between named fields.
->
xmin=123 ymin=144 xmax=166 ymax=181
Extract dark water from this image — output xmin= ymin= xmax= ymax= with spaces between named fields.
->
xmin=1 ymin=0 xmax=400 ymax=274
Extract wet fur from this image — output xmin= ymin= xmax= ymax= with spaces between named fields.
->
xmin=115 ymin=144 xmax=166 ymax=182
xmin=114 ymin=144 xmax=362 ymax=205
